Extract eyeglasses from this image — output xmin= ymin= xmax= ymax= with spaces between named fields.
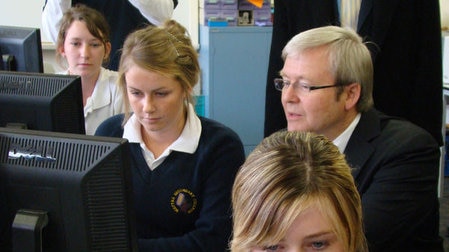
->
xmin=274 ymin=78 xmax=342 ymax=93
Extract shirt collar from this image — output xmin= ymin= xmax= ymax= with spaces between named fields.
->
xmin=333 ymin=113 xmax=361 ymax=153
xmin=168 ymin=104 xmax=202 ymax=154
xmin=123 ymin=103 xmax=202 ymax=154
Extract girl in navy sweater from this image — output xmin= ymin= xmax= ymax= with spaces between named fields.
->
xmin=95 ymin=20 xmax=245 ymax=251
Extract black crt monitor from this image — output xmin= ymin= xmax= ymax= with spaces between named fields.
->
xmin=0 ymin=127 xmax=138 ymax=252
xmin=0 ymin=71 xmax=86 ymax=134
xmin=0 ymin=25 xmax=44 ymax=73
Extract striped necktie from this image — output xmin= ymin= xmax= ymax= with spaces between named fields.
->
xmin=340 ymin=0 xmax=361 ymax=30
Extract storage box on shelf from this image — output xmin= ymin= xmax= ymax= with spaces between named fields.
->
xmin=200 ymin=0 xmax=272 ymax=27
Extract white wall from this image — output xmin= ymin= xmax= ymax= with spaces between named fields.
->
xmin=0 ymin=0 xmax=49 ymax=40
xmin=441 ymin=0 xmax=449 ymax=29
xmin=173 ymin=1 xmax=199 ymax=48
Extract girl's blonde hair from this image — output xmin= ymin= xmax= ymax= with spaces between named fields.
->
xmin=118 ymin=20 xmax=200 ymax=123
xmin=231 ymin=131 xmax=368 ymax=252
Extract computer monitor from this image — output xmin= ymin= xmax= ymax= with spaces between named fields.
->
xmin=0 ymin=47 xmax=4 ymax=71
xmin=0 ymin=71 xmax=85 ymax=134
xmin=0 ymin=25 xmax=44 ymax=73
xmin=0 ymin=127 xmax=138 ymax=252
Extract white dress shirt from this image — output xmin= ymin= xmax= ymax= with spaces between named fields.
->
xmin=332 ymin=113 xmax=361 ymax=153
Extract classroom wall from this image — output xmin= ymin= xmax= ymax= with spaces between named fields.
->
xmin=0 ymin=1 xmax=49 ymax=40
xmin=441 ymin=0 xmax=449 ymax=29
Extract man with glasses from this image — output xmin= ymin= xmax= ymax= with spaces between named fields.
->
xmin=277 ymin=25 xmax=444 ymax=252
xmin=264 ymin=0 xmax=443 ymax=150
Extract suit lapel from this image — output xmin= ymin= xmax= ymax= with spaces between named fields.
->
xmin=344 ymin=109 xmax=380 ymax=179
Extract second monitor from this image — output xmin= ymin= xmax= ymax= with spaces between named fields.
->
xmin=0 ymin=25 xmax=44 ymax=73
xmin=0 ymin=71 xmax=85 ymax=134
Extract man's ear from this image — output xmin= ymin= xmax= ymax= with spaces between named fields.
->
xmin=344 ymin=83 xmax=361 ymax=110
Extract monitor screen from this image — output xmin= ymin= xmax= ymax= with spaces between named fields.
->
xmin=0 ymin=25 xmax=44 ymax=73
xmin=0 ymin=127 xmax=138 ymax=252
xmin=0 ymin=71 xmax=85 ymax=134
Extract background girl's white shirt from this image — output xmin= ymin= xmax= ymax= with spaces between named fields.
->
xmin=59 ymin=67 xmax=126 ymax=135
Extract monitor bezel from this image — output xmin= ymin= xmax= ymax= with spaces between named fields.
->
xmin=0 ymin=25 xmax=44 ymax=73
xmin=0 ymin=127 xmax=138 ymax=251
xmin=0 ymin=70 xmax=86 ymax=134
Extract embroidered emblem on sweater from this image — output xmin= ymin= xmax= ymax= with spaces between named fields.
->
xmin=170 ymin=188 xmax=197 ymax=214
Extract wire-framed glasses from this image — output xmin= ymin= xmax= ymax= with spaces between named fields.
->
xmin=274 ymin=78 xmax=342 ymax=93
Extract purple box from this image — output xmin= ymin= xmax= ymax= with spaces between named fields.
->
xmin=200 ymin=8 xmax=238 ymax=26
xmin=201 ymin=0 xmax=221 ymax=10
xmin=221 ymin=0 xmax=238 ymax=10
xmin=253 ymin=8 xmax=272 ymax=26
xmin=222 ymin=10 xmax=238 ymax=26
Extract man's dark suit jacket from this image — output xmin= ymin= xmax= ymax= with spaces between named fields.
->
xmin=345 ymin=108 xmax=443 ymax=251
xmin=264 ymin=0 xmax=443 ymax=146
